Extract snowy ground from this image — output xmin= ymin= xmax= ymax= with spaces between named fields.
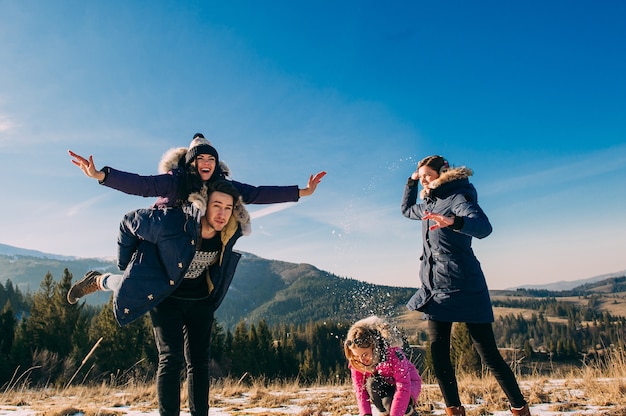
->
xmin=0 ymin=402 xmax=618 ymax=416
xmin=0 ymin=380 xmax=623 ymax=415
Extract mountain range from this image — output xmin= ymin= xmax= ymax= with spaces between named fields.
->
xmin=1 ymin=243 xmax=625 ymax=329
xmin=0 ymin=243 xmax=416 ymax=328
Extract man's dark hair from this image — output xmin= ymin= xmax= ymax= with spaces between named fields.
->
xmin=206 ymin=179 xmax=241 ymax=203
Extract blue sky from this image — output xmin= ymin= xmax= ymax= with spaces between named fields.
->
xmin=1 ymin=1 xmax=625 ymax=290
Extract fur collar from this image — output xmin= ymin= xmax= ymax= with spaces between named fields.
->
xmin=187 ymin=186 xmax=251 ymax=237
xmin=421 ymin=166 xmax=473 ymax=199
xmin=160 ymin=146 xmax=249 ymax=236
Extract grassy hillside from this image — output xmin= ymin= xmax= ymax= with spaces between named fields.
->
xmin=397 ymin=286 xmax=626 ymax=345
xmin=2 ymin=249 xmax=625 ymax=335
xmin=216 ymin=253 xmax=415 ymax=328
xmin=0 ymin=251 xmax=416 ymax=329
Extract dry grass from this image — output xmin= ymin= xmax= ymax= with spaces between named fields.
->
xmin=207 ymin=377 xmax=357 ymax=415
xmin=0 ymin=382 xmax=157 ymax=415
xmin=2 ymin=376 xmax=625 ymax=415
xmin=2 ymin=349 xmax=626 ymax=415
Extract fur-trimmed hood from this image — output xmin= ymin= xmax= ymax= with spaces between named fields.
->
xmin=348 ymin=316 xmax=405 ymax=348
xmin=158 ymin=146 xmax=232 ymax=177
xmin=345 ymin=316 xmax=406 ymax=373
xmin=161 ymin=144 xmax=249 ymax=236
xmin=421 ymin=166 xmax=473 ymax=200
xmin=186 ymin=185 xmax=251 ymax=237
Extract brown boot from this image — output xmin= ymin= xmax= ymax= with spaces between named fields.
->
xmin=67 ymin=270 xmax=104 ymax=304
xmin=510 ymin=403 xmax=531 ymax=416
xmin=445 ymin=406 xmax=466 ymax=416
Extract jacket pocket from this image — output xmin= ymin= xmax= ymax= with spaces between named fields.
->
xmin=406 ymin=287 xmax=434 ymax=311
xmin=433 ymin=259 xmax=465 ymax=290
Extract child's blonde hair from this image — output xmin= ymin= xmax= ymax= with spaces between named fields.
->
xmin=344 ymin=316 xmax=404 ymax=373
xmin=344 ymin=325 xmax=381 ymax=373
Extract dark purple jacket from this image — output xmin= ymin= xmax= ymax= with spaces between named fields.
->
xmin=99 ymin=166 xmax=300 ymax=206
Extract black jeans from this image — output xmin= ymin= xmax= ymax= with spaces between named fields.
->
xmin=366 ymin=375 xmax=395 ymax=413
xmin=365 ymin=375 xmax=414 ymax=415
xmin=150 ymin=296 xmax=213 ymax=416
xmin=427 ymin=320 xmax=526 ymax=408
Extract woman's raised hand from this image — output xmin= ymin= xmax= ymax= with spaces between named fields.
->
xmin=423 ymin=210 xmax=454 ymax=231
xmin=299 ymin=171 xmax=327 ymax=197
xmin=68 ymin=150 xmax=106 ymax=182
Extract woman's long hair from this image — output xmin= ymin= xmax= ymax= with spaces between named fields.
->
xmin=175 ymin=155 xmax=225 ymax=205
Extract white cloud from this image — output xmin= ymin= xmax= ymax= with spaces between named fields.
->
xmin=481 ymin=144 xmax=626 ymax=197
xmin=0 ymin=117 xmax=13 ymax=132
xmin=249 ymin=202 xmax=298 ymax=219
xmin=65 ymin=194 xmax=110 ymax=217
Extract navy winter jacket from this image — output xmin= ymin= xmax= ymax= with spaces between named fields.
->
xmin=112 ymin=192 xmax=245 ymax=326
xmin=401 ymin=167 xmax=495 ymax=323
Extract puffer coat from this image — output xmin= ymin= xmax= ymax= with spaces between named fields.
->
xmin=401 ymin=166 xmax=495 ymax=323
xmin=112 ymin=188 xmax=246 ymax=326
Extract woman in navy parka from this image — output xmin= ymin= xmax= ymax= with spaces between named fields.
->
xmin=401 ymin=155 xmax=531 ymax=416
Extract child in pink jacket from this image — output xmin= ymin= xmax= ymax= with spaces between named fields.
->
xmin=344 ymin=316 xmax=422 ymax=416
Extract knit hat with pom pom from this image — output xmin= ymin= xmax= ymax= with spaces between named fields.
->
xmin=185 ymin=133 xmax=219 ymax=166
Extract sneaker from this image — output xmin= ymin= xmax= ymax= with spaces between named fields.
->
xmin=67 ymin=270 xmax=103 ymax=304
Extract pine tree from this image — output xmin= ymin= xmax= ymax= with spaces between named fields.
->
xmin=51 ymin=269 xmax=81 ymax=357
xmin=0 ymin=301 xmax=17 ymax=384
xmin=450 ymin=323 xmax=481 ymax=376
xmin=210 ymin=319 xmax=227 ymax=375
xmin=0 ymin=301 xmax=16 ymax=354
xmin=276 ymin=326 xmax=299 ymax=378
xmin=230 ymin=321 xmax=250 ymax=377
xmin=2 ymin=280 xmax=27 ymax=316
xmin=247 ymin=323 xmax=260 ymax=376
xmin=299 ymin=348 xmax=316 ymax=381
xmin=222 ymin=329 xmax=234 ymax=375
xmin=12 ymin=271 xmax=76 ymax=385
xmin=68 ymin=313 xmax=93 ymax=365
xmin=254 ymin=320 xmax=275 ymax=377
xmin=0 ymin=282 xmax=6 ymax=310
xmin=87 ymin=300 xmax=154 ymax=382
xmin=22 ymin=272 xmax=56 ymax=351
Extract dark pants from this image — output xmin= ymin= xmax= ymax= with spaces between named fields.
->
xmin=150 ymin=296 xmax=213 ymax=416
xmin=366 ymin=375 xmax=414 ymax=415
xmin=427 ymin=320 xmax=526 ymax=408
